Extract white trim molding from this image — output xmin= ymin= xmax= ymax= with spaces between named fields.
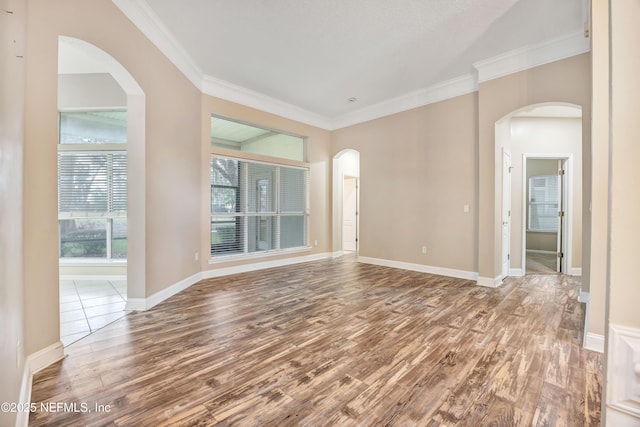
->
xmin=476 ymin=275 xmax=503 ymax=288
xmin=112 ymin=1 xmax=591 ymax=131
xmin=473 ymin=31 xmax=590 ymax=83
xmin=332 ymin=250 xmax=344 ymax=258
xmin=570 ymin=268 xmax=582 ymax=276
xmin=60 ymin=274 xmax=127 ymax=281
xmin=112 ymin=0 xmax=203 ymax=90
xmin=607 ymin=324 xmax=640 ymax=421
xmin=201 ymin=76 xmax=332 ymax=130
xmin=585 ymin=332 xmax=605 ymax=353
xmin=126 ymin=252 xmax=336 ymax=311
xmin=331 ymin=74 xmax=477 ymax=130
xmin=357 ymin=256 xmax=478 ymax=282
xmin=509 ymin=268 xmax=524 ymax=277
xmin=578 ymin=290 xmax=589 ymax=303
xmin=125 ymin=271 xmax=203 ymax=311
xmin=16 ymin=342 xmax=65 ymax=427
xmin=203 ymin=252 xmax=334 ymax=279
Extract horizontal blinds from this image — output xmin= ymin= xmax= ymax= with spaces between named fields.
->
xmin=211 ymin=155 xmax=308 ymax=256
xmin=528 ymin=175 xmax=559 ymax=232
xmin=280 ymin=167 xmax=307 ymax=213
xmin=58 ymin=152 xmax=127 ymax=217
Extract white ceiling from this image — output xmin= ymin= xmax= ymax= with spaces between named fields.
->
xmin=114 ymin=0 xmax=589 ymax=129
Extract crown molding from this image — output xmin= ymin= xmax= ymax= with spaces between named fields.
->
xmin=473 ymin=31 xmax=590 ymax=83
xmin=201 ymin=76 xmax=333 ymax=130
xmin=113 ymin=0 xmax=590 ymax=131
xmin=331 ymin=74 xmax=478 ymax=130
xmin=112 ymin=0 xmax=203 ymax=90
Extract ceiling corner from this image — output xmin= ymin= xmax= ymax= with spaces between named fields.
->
xmin=473 ymin=30 xmax=591 ymax=83
xmin=112 ymin=0 xmax=204 ymax=91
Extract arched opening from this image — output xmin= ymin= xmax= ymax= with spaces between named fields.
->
xmin=332 ymin=149 xmax=360 ymax=255
xmin=57 ymin=36 xmax=145 ymax=346
xmin=494 ymin=102 xmax=583 ymax=279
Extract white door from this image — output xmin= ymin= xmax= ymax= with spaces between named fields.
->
xmin=343 ymin=177 xmax=357 ymax=252
xmin=501 ymin=150 xmax=511 ymax=278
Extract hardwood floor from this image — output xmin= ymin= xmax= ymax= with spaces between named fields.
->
xmin=526 ymin=252 xmax=558 ymax=275
xmin=30 ymin=257 xmax=602 ymax=426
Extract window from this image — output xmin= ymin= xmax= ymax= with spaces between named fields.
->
xmin=211 ymin=156 xmax=309 ymax=258
xmin=528 ymin=175 xmax=559 ymax=232
xmin=58 ymin=111 xmax=127 ymax=259
xmin=210 ymin=115 xmax=305 ymax=162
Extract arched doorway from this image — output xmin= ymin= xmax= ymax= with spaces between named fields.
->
xmin=57 ymin=36 xmax=145 ymax=346
xmin=494 ymin=103 xmax=582 ymax=278
xmin=332 ymin=150 xmax=360 ymax=255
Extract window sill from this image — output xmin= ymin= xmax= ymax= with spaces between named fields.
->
xmin=59 ymin=259 xmax=127 ymax=267
xmin=208 ymin=246 xmax=312 ymax=264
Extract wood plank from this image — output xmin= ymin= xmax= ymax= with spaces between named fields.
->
xmin=29 ymin=257 xmax=602 ymax=426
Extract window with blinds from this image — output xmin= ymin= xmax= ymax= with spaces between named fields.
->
xmin=58 ymin=152 xmax=127 ymax=216
xmin=58 ymin=111 xmax=127 ymax=259
xmin=211 ymin=156 xmax=309 ymax=257
xmin=528 ymin=175 xmax=559 ymax=232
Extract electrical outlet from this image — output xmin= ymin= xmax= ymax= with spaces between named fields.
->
xmin=314 ymin=240 xmax=318 ymax=246
xmin=195 ymin=252 xmax=199 ymax=261
xmin=464 ymin=204 xmax=470 ymax=213
xmin=421 ymin=246 xmax=427 ymax=254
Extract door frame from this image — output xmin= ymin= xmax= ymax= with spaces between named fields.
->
xmin=521 ymin=153 xmax=573 ymax=274
xmin=501 ymin=149 xmax=512 ymax=279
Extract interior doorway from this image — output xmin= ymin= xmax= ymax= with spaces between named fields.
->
xmin=343 ymin=176 xmax=358 ymax=252
xmin=57 ymin=36 xmax=145 ymax=347
xmin=332 ymin=149 xmax=360 ymax=255
xmin=495 ymin=103 xmax=581 ymax=279
xmin=524 ymin=157 xmax=568 ymax=275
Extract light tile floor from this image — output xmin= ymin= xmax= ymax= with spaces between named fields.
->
xmin=59 ymin=279 xmax=127 ymax=347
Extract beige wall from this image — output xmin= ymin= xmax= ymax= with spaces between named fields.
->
xmin=588 ymin=0 xmax=608 ymax=339
xmin=508 ymin=118 xmax=582 ymax=270
xmin=200 ymin=96 xmax=332 ymax=271
xmin=24 ymin=0 xmax=202 ymax=354
xmin=332 ymin=93 xmax=478 ymax=273
xmin=609 ymin=0 xmax=640 ymax=331
xmin=478 ymin=54 xmax=591 ymax=281
xmin=58 ymin=73 xmax=126 ymax=109
xmin=0 ymin=0 xmax=27 ymax=424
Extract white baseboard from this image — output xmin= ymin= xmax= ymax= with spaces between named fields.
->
xmin=356 ymin=256 xmax=478 ymax=281
xmin=607 ymin=406 xmax=640 ymax=427
xmin=570 ymin=267 xmax=582 ymax=276
xmin=584 ymin=332 xmax=605 ymax=353
xmin=126 ymin=252 xmax=336 ymax=312
xmin=477 ymin=275 xmax=503 ymax=288
xmin=203 ymin=252 xmax=334 ymax=279
xmin=60 ymin=275 xmax=128 ymax=281
xmin=509 ymin=268 xmax=524 ymax=277
xmin=16 ymin=341 xmax=65 ymax=427
xmin=125 ymin=271 xmax=203 ymax=311
xmin=578 ymin=291 xmax=589 ymax=303
xmin=607 ymin=324 xmax=640 ymax=420
xmin=332 ymin=250 xmax=344 ymax=258
xmin=526 ymin=249 xmax=556 ymax=254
